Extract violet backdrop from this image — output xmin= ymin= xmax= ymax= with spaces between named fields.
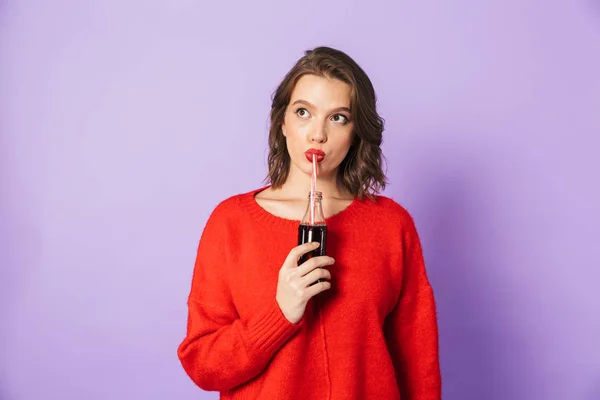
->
xmin=1 ymin=1 xmax=599 ymax=399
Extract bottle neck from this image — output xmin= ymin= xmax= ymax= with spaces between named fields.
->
xmin=301 ymin=191 xmax=326 ymax=225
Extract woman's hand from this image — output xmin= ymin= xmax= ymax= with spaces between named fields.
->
xmin=276 ymin=242 xmax=334 ymax=324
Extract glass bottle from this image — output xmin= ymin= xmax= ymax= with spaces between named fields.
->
xmin=297 ymin=191 xmax=328 ymax=284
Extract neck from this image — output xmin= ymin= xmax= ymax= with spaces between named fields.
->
xmin=273 ymin=163 xmax=352 ymax=200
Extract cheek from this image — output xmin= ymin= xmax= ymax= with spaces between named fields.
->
xmin=283 ymin=120 xmax=308 ymax=146
xmin=325 ymin=131 xmax=354 ymax=167
xmin=337 ymin=129 xmax=354 ymax=151
xmin=283 ymin=125 xmax=303 ymax=156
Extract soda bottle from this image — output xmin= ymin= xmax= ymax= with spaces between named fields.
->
xmin=297 ymin=191 xmax=327 ymax=285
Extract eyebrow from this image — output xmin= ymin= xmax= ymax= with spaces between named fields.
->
xmin=291 ymin=99 xmax=351 ymax=114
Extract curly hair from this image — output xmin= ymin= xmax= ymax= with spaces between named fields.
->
xmin=266 ymin=46 xmax=387 ymax=200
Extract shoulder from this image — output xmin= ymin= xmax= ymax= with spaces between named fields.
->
xmin=207 ymin=195 xmax=242 ymax=218
xmin=196 ymin=189 xmax=256 ymax=243
xmin=361 ymin=194 xmax=420 ymax=236
xmin=204 ymin=186 xmax=264 ymax=223
xmin=368 ymin=195 xmax=415 ymax=222
xmin=364 ymin=196 xmax=425 ymax=258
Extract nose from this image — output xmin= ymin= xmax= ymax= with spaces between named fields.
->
xmin=309 ymin=124 xmax=327 ymax=144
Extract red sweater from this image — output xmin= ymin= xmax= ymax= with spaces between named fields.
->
xmin=177 ymin=187 xmax=441 ymax=399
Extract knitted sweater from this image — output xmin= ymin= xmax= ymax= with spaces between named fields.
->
xmin=177 ymin=187 xmax=441 ymax=399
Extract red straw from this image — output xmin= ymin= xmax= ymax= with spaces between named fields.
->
xmin=311 ymin=154 xmax=317 ymax=224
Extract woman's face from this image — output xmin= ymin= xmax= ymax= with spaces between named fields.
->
xmin=282 ymin=74 xmax=354 ymax=180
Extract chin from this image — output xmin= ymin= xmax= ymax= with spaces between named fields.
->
xmin=299 ymin=164 xmax=317 ymax=176
xmin=303 ymin=161 xmax=337 ymax=178
xmin=290 ymin=157 xmax=318 ymax=176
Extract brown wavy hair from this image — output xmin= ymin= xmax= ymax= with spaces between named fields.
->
xmin=265 ymin=46 xmax=387 ymax=200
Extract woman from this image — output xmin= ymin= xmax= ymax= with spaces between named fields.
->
xmin=177 ymin=46 xmax=441 ymax=399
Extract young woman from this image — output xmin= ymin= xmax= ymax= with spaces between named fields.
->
xmin=177 ymin=46 xmax=441 ymax=399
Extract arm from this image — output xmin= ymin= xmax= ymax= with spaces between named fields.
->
xmin=177 ymin=205 xmax=302 ymax=392
xmin=384 ymin=211 xmax=441 ymax=400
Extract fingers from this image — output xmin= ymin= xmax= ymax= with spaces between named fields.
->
xmin=283 ymin=242 xmax=320 ymax=268
xmin=297 ymin=255 xmax=334 ymax=277
xmin=302 ymin=280 xmax=331 ymax=300
xmin=300 ymin=267 xmax=331 ymax=287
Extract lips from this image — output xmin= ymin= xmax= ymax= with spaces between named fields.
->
xmin=305 ymin=149 xmax=326 ymax=163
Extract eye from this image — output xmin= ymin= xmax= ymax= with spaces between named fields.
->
xmin=331 ymin=114 xmax=349 ymax=124
xmin=294 ymin=108 xmax=311 ymax=118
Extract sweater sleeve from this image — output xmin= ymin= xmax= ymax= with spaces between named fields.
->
xmin=177 ymin=203 xmax=303 ymax=392
xmin=384 ymin=211 xmax=442 ymax=400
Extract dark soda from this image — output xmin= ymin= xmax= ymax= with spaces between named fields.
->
xmin=298 ymin=223 xmax=328 ymax=284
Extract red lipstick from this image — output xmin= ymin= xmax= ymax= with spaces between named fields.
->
xmin=305 ymin=149 xmax=326 ymax=163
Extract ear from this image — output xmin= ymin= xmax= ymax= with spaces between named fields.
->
xmin=281 ymin=122 xmax=287 ymax=137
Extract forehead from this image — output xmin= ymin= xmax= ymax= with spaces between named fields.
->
xmin=290 ymin=74 xmax=351 ymax=108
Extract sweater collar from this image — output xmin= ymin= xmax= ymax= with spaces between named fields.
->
xmin=237 ymin=186 xmax=366 ymax=232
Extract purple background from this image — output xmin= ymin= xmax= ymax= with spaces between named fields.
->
xmin=2 ymin=1 xmax=599 ymax=399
